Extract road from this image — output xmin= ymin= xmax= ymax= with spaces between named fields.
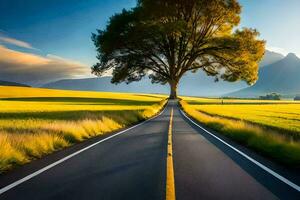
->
xmin=0 ymin=101 xmax=299 ymax=199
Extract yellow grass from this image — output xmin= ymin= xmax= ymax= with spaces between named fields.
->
xmin=183 ymin=96 xmax=300 ymax=104
xmin=183 ymin=97 xmax=300 ymax=138
xmin=180 ymin=99 xmax=300 ymax=166
xmin=0 ymin=86 xmax=166 ymax=172
xmin=194 ymin=104 xmax=300 ymax=133
xmin=0 ymin=86 xmax=166 ymax=99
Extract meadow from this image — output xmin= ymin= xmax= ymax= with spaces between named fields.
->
xmin=183 ymin=97 xmax=300 ymax=139
xmin=0 ymin=86 xmax=166 ymax=172
xmin=180 ymin=97 xmax=300 ymax=166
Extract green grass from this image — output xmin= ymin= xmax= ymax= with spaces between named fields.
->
xmin=0 ymin=86 xmax=167 ymax=172
xmin=180 ymin=98 xmax=300 ymax=167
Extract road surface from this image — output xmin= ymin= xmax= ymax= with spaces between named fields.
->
xmin=0 ymin=101 xmax=299 ymax=200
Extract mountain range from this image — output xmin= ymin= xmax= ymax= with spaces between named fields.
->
xmin=43 ymin=72 xmax=248 ymax=97
xmin=228 ymin=53 xmax=300 ymax=98
xmin=0 ymin=80 xmax=30 ymax=87
xmin=259 ymin=50 xmax=284 ymax=67
xmin=43 ymin=50 xmax=289 ymax=97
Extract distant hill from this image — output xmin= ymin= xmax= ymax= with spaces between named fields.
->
xmin=43 ymin=77 xmax=169 ymax=94
xmin=259 ymin=50 xmax=284 ymax=67
xmin=228 ymin=53 xmax=300 ymax=98
xmin=0 ymin=80 xmax=30 ymax=87
xmin=43 ymin=73 xmax=251 ymax=96
xmin=42 ymin=50 xmax=282 ymax=96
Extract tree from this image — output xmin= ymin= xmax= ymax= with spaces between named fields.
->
xmin=92 ymin=0 xmax=265 ymax=99
xmin=259 ymin=93 xmax=281 ymax=100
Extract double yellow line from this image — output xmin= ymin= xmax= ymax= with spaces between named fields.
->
xmin=166 ymin=108 xmax=175 ymax=200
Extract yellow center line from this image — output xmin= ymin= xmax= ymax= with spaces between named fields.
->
xmin=166 ymin=107 xmax=175 ymax=200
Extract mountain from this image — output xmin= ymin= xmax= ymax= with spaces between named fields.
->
xmin=229 ymin=53 xmax=300 ymax=98
xmin=42 ymin=71 xmax=248 ymax=96
xmin=43 ymin=73 xmax=250 ymax=96
xmin=42 ymin=50 xmax=282 ymax=96
xmin=0 ymin=80 xmax=30 ymax=87
xmin=259 ymin=50 xmax=284 ymax=67
xmin=43 ymin=77 xmax=169 ymax=94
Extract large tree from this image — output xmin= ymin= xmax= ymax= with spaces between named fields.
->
xmin=92 ymin=0 xmax=265 ymax=99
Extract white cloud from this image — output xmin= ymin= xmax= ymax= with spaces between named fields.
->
xmin=266 ymin=46 xmax=289 ymax=56
xmin=266 ymin=46 xmax=300 ymax=58
xmin=46 ymin=54 xmax=85 ymax=66
xmin=0 ymin=45 xmax=92 ymax=85
xmin=0 ymin=35 xmax=36 ymax=50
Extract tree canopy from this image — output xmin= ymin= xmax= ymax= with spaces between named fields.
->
xmin=92 ymin=0 xmax=265 ymax=98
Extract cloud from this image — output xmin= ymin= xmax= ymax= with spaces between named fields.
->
xmin=266 ymin=46 xmax=300 ymax=58
xmin=0 ymin=35 xmax=35 ymax=50
xmin=266 ymin=46 xmax=289 ymax=56
xmin=0 ymin=45 xmax=91 ymax=85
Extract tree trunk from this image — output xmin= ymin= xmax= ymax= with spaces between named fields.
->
xmin=169 ymin=81 xmax=178 ymax=99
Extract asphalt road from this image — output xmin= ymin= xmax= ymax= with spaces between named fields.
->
xmin=0 ymin=101 xmax=299 ymax=200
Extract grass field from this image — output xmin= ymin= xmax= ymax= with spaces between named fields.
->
xmin=0 ymin=86 xmax=166 ymax=172
xmin=180 ymin=97 xmax=300 ymax=166
xmin=183 ymin=96 xmax=300 ymax=104
xmin=183 ymin=97 xmax=300 ymax=139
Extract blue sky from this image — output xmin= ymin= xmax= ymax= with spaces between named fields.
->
xmin=0 ymin=0 xmax=135 ymax=66
xmin=239 ymin=0 xmax=300 ymax=56
xmin=0 ymin=0 xmax=299 ymax=84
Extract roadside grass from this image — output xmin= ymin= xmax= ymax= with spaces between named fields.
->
xmin=183 ymin=96 xmax=300 ymax=105
xmin=0 ymin=86 xmax=166 ymax=172
xmin=183 ymin=97 xmax=300 ymax=140
xmin=180 ymin=100 xmax=300 ymax=167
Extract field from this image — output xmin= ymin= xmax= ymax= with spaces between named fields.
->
xmin=0 ymin=86 xmax=166 ymax=172
xmin=180 ymin=97 xmax=300 ymax=166
xmin=183 ymin=97 xmax=300 ymax=139
xmin=182 ymin=97 xmax=300 ymax=105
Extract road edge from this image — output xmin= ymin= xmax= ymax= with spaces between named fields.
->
xmin=179 ymin=108 xmax=300 ymax=193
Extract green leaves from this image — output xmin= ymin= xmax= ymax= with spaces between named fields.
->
xmin=92 ymin=0 xmax=265 ymax=96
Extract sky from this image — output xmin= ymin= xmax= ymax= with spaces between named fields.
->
xmin=0 ymin=0 xmax=300 ymax=85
